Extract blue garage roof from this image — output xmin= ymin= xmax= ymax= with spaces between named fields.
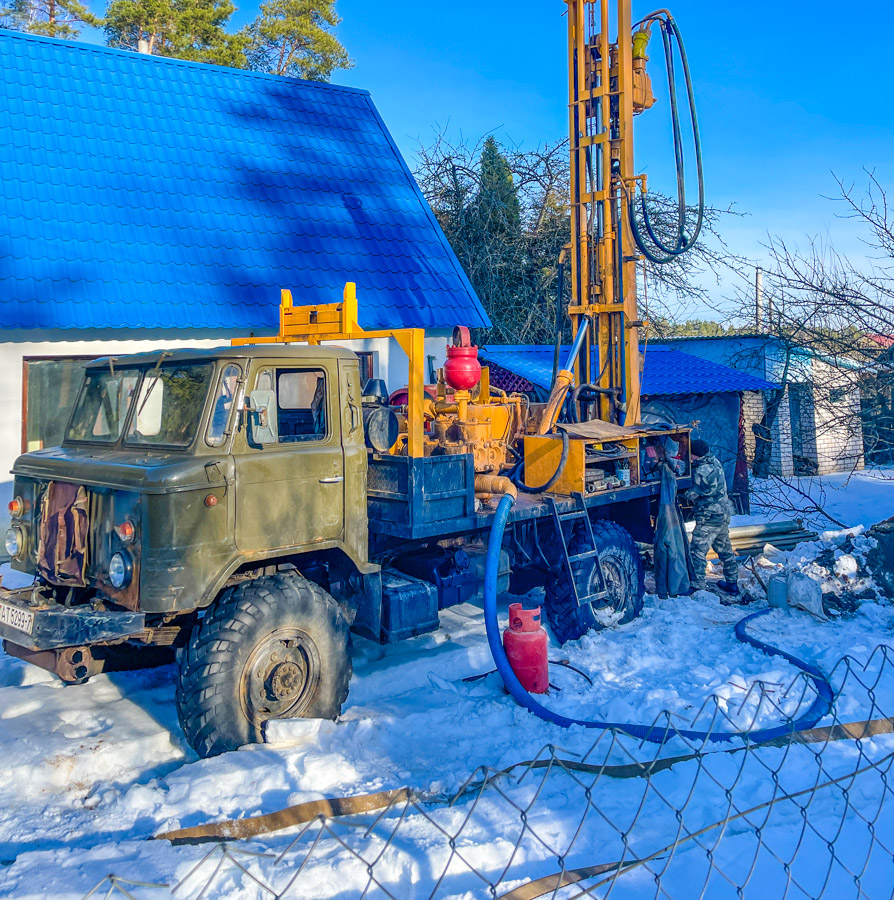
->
xmin=0 ymin=29 xmax=489 ymax=332
xmin=479 ymin=344 xmax=779 ymax=396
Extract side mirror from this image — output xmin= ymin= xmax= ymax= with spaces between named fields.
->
xmin=247 ymin=390 xmax=277 ymax=445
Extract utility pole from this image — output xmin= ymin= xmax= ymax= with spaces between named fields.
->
xmin=755 ymin=266 xmax=764 ymax=332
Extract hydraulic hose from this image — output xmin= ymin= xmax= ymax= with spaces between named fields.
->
xmin=628 ymin=14 xmax=705 ymax=265
xmin=569 ymin=384 xmax=619 ymax=425
xmin=511 ymin=428 xmax=570 ymax=494
xmin=483 ymin=495 xmax=834 ymax=744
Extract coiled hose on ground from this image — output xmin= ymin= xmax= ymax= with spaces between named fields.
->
xmin=484 ymin=494 xmax=834 ymax=744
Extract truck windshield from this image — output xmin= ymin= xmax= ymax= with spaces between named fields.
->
xmin=126 ymin=363 xmax=214 ymax=447
xmin=66 ymin=367 xmax=141 ymax=443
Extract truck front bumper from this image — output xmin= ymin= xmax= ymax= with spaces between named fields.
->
xmin=0 ymin=587 xmax=145 ymax=651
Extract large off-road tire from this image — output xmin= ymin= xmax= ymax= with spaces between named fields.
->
xmin=545 ymin=521 xmax=644 ymax=645
xmin=176 ymin=573 xmax=351 ymax=758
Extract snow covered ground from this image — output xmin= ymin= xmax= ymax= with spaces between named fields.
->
xmin=1 ymin=471 xmax=894 ymax=898
xmin=740 ymin=466 xmax=894 ymax=531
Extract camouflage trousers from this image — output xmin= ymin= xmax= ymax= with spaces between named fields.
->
xmin=689 ymin=517 xmax=738 ymax=590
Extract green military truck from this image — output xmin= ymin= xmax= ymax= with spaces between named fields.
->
xmin=0 ymin=345 xmax=687 ymax=756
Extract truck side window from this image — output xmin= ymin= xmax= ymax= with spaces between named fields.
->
xmin=206 ymin=363 xmax=241 ymax=447
xmin=276 ymin=369 xmax=326 ymax=443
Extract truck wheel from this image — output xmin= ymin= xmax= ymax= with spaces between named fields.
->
xmin=176 ymin=573 xmax=351 ymax=758
xmin=545 ymin=521 xmax=644 ymax=645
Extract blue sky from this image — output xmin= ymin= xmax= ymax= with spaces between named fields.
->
xmin=77 ymin=0 xmax=894 ymax=318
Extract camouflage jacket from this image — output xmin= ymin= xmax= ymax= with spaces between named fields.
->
xmin=686 ymin=453 xmax=731 ymax=523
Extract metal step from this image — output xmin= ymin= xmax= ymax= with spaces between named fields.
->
xmin=548 ymin=493 xmax=609 ymax=608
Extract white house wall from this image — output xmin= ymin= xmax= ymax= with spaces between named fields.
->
xmin=323 ymin=330 xmax=452 ymax=396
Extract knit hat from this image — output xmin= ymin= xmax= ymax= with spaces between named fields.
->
xmin=690 ymin=439 xmax=710 ymax=458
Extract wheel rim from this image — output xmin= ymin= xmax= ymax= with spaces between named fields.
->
xmin=587 ymin=555 xmax=628 ymax=614
xmin=239 ymin=627 xmax=321 ymax=727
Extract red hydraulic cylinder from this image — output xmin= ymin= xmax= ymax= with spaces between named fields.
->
xmin=503 ymin=603 xmax=549 ymax=694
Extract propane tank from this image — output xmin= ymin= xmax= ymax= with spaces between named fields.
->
xmin=502 ymin=602 xmax=549 ymax=694
xmin=444 ymin=325 xmax=481 ymax=391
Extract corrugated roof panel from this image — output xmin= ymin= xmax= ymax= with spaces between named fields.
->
xmin=479 ymin=345 xmax=780 ymax=396
xmin=640 ymin=346 xmax=780 ymax=395
xmin=0 ymin=29 xmax=489 ymax=332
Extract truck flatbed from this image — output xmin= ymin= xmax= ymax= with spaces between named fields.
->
xmin=367 ymin=449 xmax=691 ymax=545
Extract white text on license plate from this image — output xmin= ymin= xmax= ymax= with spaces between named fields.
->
xmin=0 ymin=601 xmax=34 ymax=635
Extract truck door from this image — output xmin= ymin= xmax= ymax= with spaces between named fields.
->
xmin=235 ymin=363 xmax=345 ymax=552
xmin=338 ymin=358 xmax=368 ymax=559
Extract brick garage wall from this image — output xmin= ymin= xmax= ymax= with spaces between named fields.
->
xmin=809 ymin=359 xmax=865 ymax=475
xmin=742 ymin=391 xmax=764 ymax=464
xmin=788 ymin=382 xmax=818 ymax=473
xmin=740 ymin=388 xmax=794 ymax=476
xmin=770 ymin=390 xmax=795 ymax=477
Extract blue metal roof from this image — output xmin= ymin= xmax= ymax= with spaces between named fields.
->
xmin=479 ymin=344 xmax=779 ymax=396
xmin=0 ymin=29 xmax=490 ymax=332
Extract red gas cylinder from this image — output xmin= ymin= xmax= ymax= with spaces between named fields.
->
xmin=444 ymin=325 xmax=481 ymax=391
xmin=503 ymin=603 xmax=549 ymax=694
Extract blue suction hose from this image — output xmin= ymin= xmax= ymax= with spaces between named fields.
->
xmin=484 ymin=494 xmax=834 ymax=744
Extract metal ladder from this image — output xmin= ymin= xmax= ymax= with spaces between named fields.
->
xmin=548 ymin=492 xmax=609 ymax=608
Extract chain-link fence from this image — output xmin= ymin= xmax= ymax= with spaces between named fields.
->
xmin=80 ymin=646 xmax=894 ymax=900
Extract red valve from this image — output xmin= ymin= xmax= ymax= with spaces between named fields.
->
xmin=444 ymin=325 xmax=481 ymax=391
xmin=502 ymin=603 xmax=549 ymax=694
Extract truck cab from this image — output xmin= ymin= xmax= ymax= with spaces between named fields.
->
xmin=1 ymin=346 xmax=378 ymax=756
xmin=7 ymin=347 xmax=372 ymax=615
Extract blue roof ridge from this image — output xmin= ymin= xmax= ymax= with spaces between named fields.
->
xmin=364 ymin=99 xmax=490 ymax=330
xmin=0 ymin=26 xmax=369 ymax=97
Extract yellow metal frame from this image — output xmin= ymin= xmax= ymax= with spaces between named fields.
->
xmin=233 ymin=283 xmax=427 ymax=457
xmin=566 ymin=0 xmax=642 ymax=423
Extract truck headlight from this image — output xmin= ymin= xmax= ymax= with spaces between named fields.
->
xmin=4 ymin=527 xmax=23 ymax=559
xmin=109 ymin=552 xmax=132 ymax=588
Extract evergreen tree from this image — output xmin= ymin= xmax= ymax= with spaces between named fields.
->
xmin=1 ymin=0 xmax=99 ymax=38
xmin=104 ymin=0 xmax=248 ymax=67
xmin=245 ymin=0 xmax=350 ymax=81
xmin=477 ymin=136 xmax=521 ymax=238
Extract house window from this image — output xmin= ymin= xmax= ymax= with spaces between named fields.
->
xmin=356 ymin=351 xmax=376 ymax=386
xmin=830 ymin=387 xmax=848 ymax=404
xmin=22 ymin=357 xmax=93 ymax=454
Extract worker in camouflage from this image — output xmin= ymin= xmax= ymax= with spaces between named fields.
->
xmin=685 ymin=439 xmax=739 ymax=595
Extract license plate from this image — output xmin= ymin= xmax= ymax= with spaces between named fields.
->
xmin=0 ymin=601 xmax=34 ymax=636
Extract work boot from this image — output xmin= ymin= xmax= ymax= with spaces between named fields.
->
xmin=716 ymin=580 xmax=740 ymax=596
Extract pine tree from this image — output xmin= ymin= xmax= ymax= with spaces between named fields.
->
xmin=104 ymin=0 xmax=248 ymax=67
xmin=477 ymin=136 xmax=521 ymax=239
xmin=1 ymin=0 xmax=99 ymax=38
xmin=245 ymin=0 xmax=350 ymax=81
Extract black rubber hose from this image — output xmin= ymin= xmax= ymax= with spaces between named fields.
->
xmin=512 ymin=428 xmax=570 ymax=494
xmin=570 ymin=384 xmax=619 ymax=424
xmin=628 ymin=15 xmax=704 ymax=264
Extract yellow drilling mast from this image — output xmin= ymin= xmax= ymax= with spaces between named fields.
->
xmin=542 ymin=1 xmax=701 ymax=433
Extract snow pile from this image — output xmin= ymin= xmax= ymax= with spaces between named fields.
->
xmin=738 ymin=526 xmax=883 ymax=618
